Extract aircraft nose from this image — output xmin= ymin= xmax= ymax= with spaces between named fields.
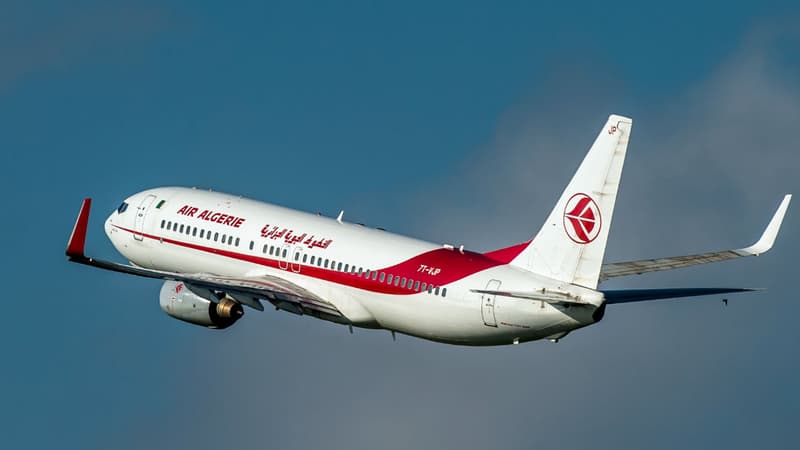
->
xmin=105 ymin=211 xmax=114 ymax=236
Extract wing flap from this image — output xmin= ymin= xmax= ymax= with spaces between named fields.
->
xmin=71 ymin=254 xmax=344 ymax=318
xmin=600 ymin=195 xmax=791 ymax=281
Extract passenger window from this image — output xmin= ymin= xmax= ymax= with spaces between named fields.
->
xmin=192 ymin=227 xmax=197 ymax=236
xmin=263 ymin=244 xmax=268 ymax=253
xmin=167 ymin=221 xmax=172 ymax=230
xmin=337 ymin=262 xmax=343 ymax=271
xmin=269 ymin=246 xmax=274 ymax=255
xmin=372 ymin=271 xmax=378 ymax=281
xmin=214 ymin=232 xmax=219 ymax=241
xmin=160 ymin=220 xmax=165 ymax=229
xmin=179 ymin=224 xmax=184 ymax=233
xmin=310 ymin=255 xmax=315 ymax=265
xmin=421 ymin=282 xmax=427 ymax=292
xmin=401 ymin=278 xmax=407 ymax=288
xmin=442 ymin=288 xmax=447 ymax=297
xmin=221 ymin=234 xmax=226 ymax=243
xmin=173 ymin=222 xmax=178 ymax=231
xmin=394 ymin=276 xmax=400 ymax=286
xmin=200 ymin=229 xmax=205 ymax=238
xmin=414 ymin=281 xmax=420 ymax=291
xmin=234 ymin=237 xmax=239 ymax=246
xmin=379 ymin=272 xmax=385 ymax=282
xmin=365 ymin=270 xmax=371 ymax=279
xmin=294 ymin=252 xmax=300 ymax=261
xmin=344 ymin=264 xmax=349 ymax=273
xmin=434 ymin=287 xmax=440 ymax=296
xmin=324 ymin=259 xmax=329 ymax=268
xmin=282 ymin=248 xmax=287 ymax=258
xmin=249 ymin=241 xmax=254 ymax=250
xmin=387 ymin=274 xmax=393 ymax=284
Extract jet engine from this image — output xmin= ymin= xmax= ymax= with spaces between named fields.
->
xmin=159 ymin=280 xmax=243 ymax=329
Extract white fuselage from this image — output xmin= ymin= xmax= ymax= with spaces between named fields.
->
xmin=105 ymin=187 xmax=600 ymax=345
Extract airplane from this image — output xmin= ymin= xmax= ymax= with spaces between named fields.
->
xmin=65 ymin=114 xmax=792 ymax=346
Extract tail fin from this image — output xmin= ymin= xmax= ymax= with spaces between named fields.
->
xmin=509 ymin=114 xmax=632 ymax=288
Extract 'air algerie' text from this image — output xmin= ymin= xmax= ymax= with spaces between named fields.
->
xmin=176 ymin=205 xmax=245 ymax=228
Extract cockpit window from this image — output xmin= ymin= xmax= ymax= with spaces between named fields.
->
xmin=117 ymin=202 xmax=129 ymax=214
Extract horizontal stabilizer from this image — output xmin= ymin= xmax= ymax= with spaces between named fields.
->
xmin=602 ymin=287 xmax=756 ymax=304
xmin=470 ymin=289 xmax=595 ymax=307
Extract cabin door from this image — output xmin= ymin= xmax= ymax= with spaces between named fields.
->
xmin=133 ymin=195 xmax=157 ymax=241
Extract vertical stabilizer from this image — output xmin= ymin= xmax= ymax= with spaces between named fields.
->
xmin=510 ymin=114 xmax=632 ymax=288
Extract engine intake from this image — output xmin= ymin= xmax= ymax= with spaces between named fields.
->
xmin=159 ymin=280 xmax=243 ymax=329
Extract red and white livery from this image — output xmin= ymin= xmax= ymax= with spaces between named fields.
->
xmin=66 ymin=115 xmax=792 ymax=345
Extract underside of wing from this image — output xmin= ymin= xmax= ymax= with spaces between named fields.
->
xmin=600 ymin=195 xmax=791 ymax=282
xmin=602 ymin=287 xmax=756 ymax=304
xmin=71 ymin=254 xmax=346 ymax=321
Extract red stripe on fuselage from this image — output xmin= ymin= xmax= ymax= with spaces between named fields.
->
xmin=113 ymin=225 xmax=523 ymax=295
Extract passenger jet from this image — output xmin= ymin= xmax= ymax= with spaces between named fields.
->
xmin=66 ymin=115 xmax=792 ymax=345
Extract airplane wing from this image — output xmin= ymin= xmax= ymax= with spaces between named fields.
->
xmin=66 ymin=199 xmax=345 ymax=322
xmin=599 ymin=195 xmax=791 ymax=282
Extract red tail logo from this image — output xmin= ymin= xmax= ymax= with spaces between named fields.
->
xmin=563 ymin=193 xmax=601 ymax=244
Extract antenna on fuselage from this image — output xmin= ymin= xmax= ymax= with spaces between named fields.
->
xmin=336 ymin=210 xmax=344 ymax=224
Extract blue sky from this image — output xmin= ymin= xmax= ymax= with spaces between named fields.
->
xmin=2 ymin=2 xmax=799 ymax=449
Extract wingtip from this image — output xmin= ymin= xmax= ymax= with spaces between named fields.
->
xmin=742 ymin=195 xmax=791 ymax=255
xmin=66 ymin=198 xmax=92 ymax=258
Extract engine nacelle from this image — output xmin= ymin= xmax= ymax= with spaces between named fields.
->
xmin=159 ymin=280 xmax=243 ymax=329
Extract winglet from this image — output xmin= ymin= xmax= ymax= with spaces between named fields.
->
xmin=66 ymin=198 xmax=92 ymax=258
xmin=740 ymin=194 xmax=792 ymax=255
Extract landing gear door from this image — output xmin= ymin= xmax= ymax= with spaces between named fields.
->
xmin=481 ymin=279 xmax=501 ymax=327
xmin=133 ymin=195 xmax=157 ymax=241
